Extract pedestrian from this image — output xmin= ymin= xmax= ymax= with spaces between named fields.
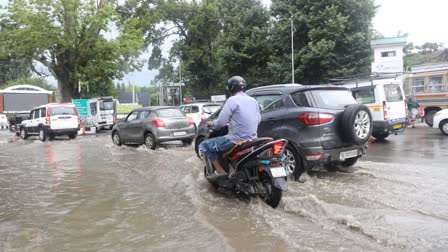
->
xmin=407 ymin=95 xmax=420 ymax=128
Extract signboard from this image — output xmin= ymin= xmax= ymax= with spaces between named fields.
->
xmin=371 ymin=61 xmax=403 ymax=73
xmin=72 ymin=99 xmax=89 ymax=116
xmin=211 ymin=95 xmax=226 ymax=102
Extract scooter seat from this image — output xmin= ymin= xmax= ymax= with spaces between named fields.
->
xmin=223 ymin=137 xmax=273 ymax=158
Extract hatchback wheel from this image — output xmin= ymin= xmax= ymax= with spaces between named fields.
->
xmin=439 ymin=119 xmax=448 ymax=136
xmin=39 ymin=128 xmax=46 ymax=141
xmin=145 ymin=133 xmax=156 ymax=150
xmin=112 ymin=132 xmax=122 ymax=146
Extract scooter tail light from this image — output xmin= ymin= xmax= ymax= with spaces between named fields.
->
xmin=272 ymin=141 xmax=285 ymax=156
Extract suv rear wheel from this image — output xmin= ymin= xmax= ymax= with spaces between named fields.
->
xmin=39 ymin=128 xmax=47 ymax=141
xmin=341 ymin=104 xmax=372 ymax=145
xmin=283 ymin=144 xmax=304 ymax=180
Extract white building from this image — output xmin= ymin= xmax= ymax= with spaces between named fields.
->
xmin=370 ymin=36 xmax=407 ymax=73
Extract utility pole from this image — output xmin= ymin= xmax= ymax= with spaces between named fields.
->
xmin=291 ymin=18 xmax=295 ymax=84
xmin=179 ymin=58 xmax=183 ymax=105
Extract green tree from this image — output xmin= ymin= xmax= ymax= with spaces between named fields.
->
xmin=270 ymin=0 xmax=376 ymax=84
xmin=0 ymin=0 xmax=146 ymax=102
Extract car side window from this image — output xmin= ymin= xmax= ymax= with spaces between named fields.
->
xmin=34 ymin=109 xmax=40 ymax=119
xmin=191 ymin=106 xmax=199 ymax=113
xmin=142 ymin=111 xmax=151 ymax=118
xmin=40 ymin=108 xmax=46 ymax=118
xmin=29 ymin=111 xmax=34 ymax=119
xmin=291 ymin=92 xmax=311 ymax=107
xmin=253 ymin=95 xmax=284 ymax=112
xmin=126 ymin=112 xmax=138 ymax=121
xmin=183 ymin=106 xmax=191 ymax=113
xmin=90 ymin=102 xmax=97 ymax=116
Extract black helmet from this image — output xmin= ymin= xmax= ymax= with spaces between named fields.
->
xmin=226 ymin=76 xmax=246 ymax=95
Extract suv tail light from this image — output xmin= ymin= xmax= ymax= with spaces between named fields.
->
xmin=45 ymin=107 xmax=51 ymax=125
xmin=188 ymin=118 xmax=194 ymax=125
xmin=382 ymin=101 xmax=388 ymax=120
xmin=298 ymin=113 xmax=334 ymax=126
xmin=200 ymin=112 xmax=205 ymax=121
xmin=152 ymin=118 xmax=166 ymax=128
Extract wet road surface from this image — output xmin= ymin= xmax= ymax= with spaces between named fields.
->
xmin=0 ymin=123 xmax=447 ymax=251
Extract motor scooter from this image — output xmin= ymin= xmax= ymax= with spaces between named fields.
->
xmin=203 ymin=127 xmax=288 ymax=208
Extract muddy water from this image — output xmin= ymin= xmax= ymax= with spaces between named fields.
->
xmin=0 ymin=126 xmax=447 ymax=252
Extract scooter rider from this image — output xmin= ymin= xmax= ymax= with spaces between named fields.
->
xmin=199 ymin=76 xmax=261 ymax=178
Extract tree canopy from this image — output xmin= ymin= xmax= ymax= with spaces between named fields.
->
xmin=0 ymin=0 xmax=147 ymax=101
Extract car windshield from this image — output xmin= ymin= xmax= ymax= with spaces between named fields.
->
xmin=202 ymin=105 xmax=221 ymax=114
xmin=157 ymin=108 xmax=184 ymax=118
xmin=100 ymin=101 xmax=114 ymax=110
xmin=311 ymin=89 xmax=357 ymax=109
xmin=50 ymin=107 xmax=76 ymax=115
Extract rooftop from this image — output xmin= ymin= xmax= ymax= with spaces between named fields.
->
xmin=370 ymin=36 xmax=407 ymax=46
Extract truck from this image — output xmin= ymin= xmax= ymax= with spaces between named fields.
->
xmin=403 ymin=63 xmax=448 ymax=126
xmin=89 ymin=96 xmax=116 ymax=130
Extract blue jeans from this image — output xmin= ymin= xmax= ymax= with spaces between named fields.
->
xmin=199 ymin=136 xmax=236 ymax=162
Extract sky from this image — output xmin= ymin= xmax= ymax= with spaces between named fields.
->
xmin=2 ymin=0 xmax=448 ymax=87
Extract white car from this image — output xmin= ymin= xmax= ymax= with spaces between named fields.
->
xmin=179 ymin=103 xmax=222 ymax=127
xmin=19 ymin=103 xmax=80 ymax=141
xmin=0 ymin=113 xmax=9 ymax=128
xmin=433 ymin=109 xmax=448 ymax=135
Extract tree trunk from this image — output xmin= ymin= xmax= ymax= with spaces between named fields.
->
xmin=55 ymin=69 xmax=80 ymax=102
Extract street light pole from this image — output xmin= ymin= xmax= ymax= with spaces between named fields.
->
xmin=291 ymin=18 xmax=295 ymax=84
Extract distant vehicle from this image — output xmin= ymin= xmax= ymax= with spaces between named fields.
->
xmin=179 ymin=102 xmax=222 ymax=127
xmin=403 ymin=63 xmax=448 ymax=126
xmin=342 ymin=79 xmax=408 ymax=140
xmin=19 ymin=103 xmax=80 ymax=141
xmin=111 ymin=106 xmax=196 ymax=149
xmin=432 ymin=109 xmax=448 ymax=135
xmin=0 ymin=113 xmax=9 ymax=129
xmin=195 ymin=84 xmax=373 ymax=179
xmin=89 ymin=96 xmax=116 ymax=130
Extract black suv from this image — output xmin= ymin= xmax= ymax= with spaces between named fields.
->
xmin=195 ymin=84 xmax=373 ymax=179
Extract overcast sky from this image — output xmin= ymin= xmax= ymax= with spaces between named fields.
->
xmin=2 ymin=0 xmax=448 ymax=86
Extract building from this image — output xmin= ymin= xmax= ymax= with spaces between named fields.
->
xmin=0 ymin=85 xmax=53 ymax=114
xmin=371 ymin=36 xmax=407 ymax=74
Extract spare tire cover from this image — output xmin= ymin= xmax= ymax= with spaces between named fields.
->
xmin=340 ymin=104 xmax=373 ymax=145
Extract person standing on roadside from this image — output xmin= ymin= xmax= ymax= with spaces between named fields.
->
xmin=407 ymin=95 xmax=420 ymax=128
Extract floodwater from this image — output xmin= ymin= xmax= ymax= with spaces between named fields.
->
xmin=0 ymin=123 xmax=447 ymax=251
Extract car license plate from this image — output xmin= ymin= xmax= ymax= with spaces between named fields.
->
xmin=393 ymin=124 xmax=401 ymax=129
xmin=339 ymin=150 xmax=358 ymax=160
xmin=173 ymin=131 xmax=186 ymax=136
xmin=270 ymin=167 xmax=287 ymax=178
xmin=107 ymin=120 xmax=113 ymax=124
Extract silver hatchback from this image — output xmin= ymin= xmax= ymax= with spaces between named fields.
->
xmin=111 ymin=106 xmax=196 ymax=149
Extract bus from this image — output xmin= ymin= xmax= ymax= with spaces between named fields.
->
xmin=403 ymin=63 xmax=448 ymax=126
xmin=89 ymin=96 xmax=116 ymax=130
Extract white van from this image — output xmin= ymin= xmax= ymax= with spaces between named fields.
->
xmin=342 ymin=79 xmax=407 ymax=140
xmin=89 ymin=96 xmax=116 ymax=130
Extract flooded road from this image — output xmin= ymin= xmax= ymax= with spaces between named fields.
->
xmin=1 ymin=124 xmax=447 ymax=251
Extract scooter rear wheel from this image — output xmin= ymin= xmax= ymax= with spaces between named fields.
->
xmin=261 ymin=174 xmax=282 ymax=208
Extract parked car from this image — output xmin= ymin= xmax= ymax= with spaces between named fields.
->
xmin=19 ymin=103 xmax=80 ymax=141
xmin=111 ymin=106 xmax=196 ymax=149
xmin=342 ymin=80 xmax=407 ymax=140
xmin=432 ymin=109 xmax=448 ymax=135
xmin=179 ymin=102 xmax=222 ymax=127
xmin=195 ymin=84 xmax=373 ymax=179
xmin=0 ymin=113 xmax=9 ymax=129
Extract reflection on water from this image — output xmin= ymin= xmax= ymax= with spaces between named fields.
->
xmin=0 ymin=129 xmax=447 ymax=251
